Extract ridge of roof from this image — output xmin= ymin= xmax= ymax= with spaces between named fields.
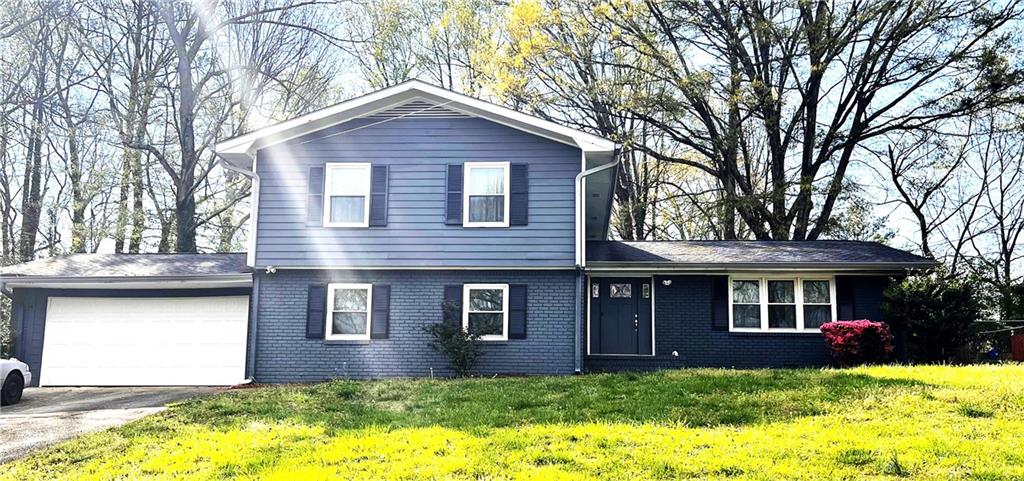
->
xmin=215 ymin=79 xmax=616 ymax=171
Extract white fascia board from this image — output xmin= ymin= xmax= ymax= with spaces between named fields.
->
xmin=214 ymin=80 xmax=616 ymax=170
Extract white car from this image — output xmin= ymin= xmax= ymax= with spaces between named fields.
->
xmin=1 ymin=358 xmax=31 ymax=406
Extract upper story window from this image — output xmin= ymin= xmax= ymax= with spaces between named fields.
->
xmin=729 ymin=276 xmax=835 ymax=332
xmin=463 ymin=283 xmax=508 ymax=340
xmin=324 ymin=163 xmax=371 ymax=227
xmin=326 ymin=283 xmax=372 ymax=340
xmin=463 ymin=162 xmax=509 ymax=227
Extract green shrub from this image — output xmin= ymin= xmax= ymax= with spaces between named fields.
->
xmin=424 ymin=299 xmax=485 ymax=377
xmin=882 ymin=271 xmax=987 ymax=363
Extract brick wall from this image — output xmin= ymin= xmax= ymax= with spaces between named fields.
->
xmin=253 ymin=269 xmax=578 ymax=381
xmin=585 ymin=275 xmax=892 ymax=372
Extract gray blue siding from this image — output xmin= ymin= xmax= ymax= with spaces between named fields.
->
xmin=10 ymin=289 xmax=46 ymax=387
xmin=585 ymin=275 xmax=893 ymax=372
xmin=254 ymin=116 xmax=581 ymax=268
xmin=252 ymin=269 xmax=577 ymax=381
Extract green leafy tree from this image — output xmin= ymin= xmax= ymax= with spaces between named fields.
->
xmin=883 ymin=271 xmax=989 ymax=362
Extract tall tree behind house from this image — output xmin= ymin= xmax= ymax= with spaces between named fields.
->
xmin=603 ymin=0 xmax=1024 ymax=240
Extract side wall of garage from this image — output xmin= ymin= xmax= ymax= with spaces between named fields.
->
xmin=11 ymin=287 xmax=251 ymax=386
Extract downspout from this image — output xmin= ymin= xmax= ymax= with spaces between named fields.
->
xmin=219 ymin=159 xmax=260 ymax=269
xmin=573 ymin=155 xmax=620 ymax=374
xmin=218 ymin=156 xmax=261 ymax=382
xmin=245 ymin=273 xmax=261 ymax=381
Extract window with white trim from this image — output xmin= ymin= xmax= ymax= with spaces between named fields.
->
xmin=731 ymin=280 xmax=761 ymax=328
xmin=729 ymin=276 xmax=835 ymax=332
xmin=323 ymin=163 xmax=371 ymax=227
xmin=767 ymin=280 xmax=796 ymax=328
xmin=463 ymin=162 xmax=509 ymax=227
xmin=463 ymin=283 xmax=508 ymax=340
xmin=327 ymin=283 xmax=372 ymax=340
xmin=802 ymin=279 xmax=833 ymax=329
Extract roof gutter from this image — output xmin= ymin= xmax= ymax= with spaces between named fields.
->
xmin=573 ymin=150 xmax=619 ymax=376
xmin=575 ymin=154 xmax=620 ymax=268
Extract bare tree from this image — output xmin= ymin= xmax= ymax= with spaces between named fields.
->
xmin=15 ymin=2 xmax=59 ymax=261
xmin=600 ymin=0 xmax=1024 ymax=240
xmin=341 ymin=0 xmax=421 ymax=88
xmin=876 ymin=126 xmax=974 ymax=258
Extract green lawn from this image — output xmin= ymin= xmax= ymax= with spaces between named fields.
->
xmin=4 ymin=365 xmax=1024 ymax=480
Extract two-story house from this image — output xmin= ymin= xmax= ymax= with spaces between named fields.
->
xmin=1 ymin=81 xmax=935 ymax=386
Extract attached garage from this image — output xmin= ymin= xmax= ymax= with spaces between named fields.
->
xmin=1 ymin=254 xmax=252 ymax=387
xmin=40 ymin=295 xmax=248 ymax=386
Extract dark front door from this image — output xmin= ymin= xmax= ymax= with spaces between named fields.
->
xmin=589 ymin=277 xmax=653 ymax=355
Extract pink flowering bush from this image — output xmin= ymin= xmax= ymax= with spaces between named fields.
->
xmin=820 ymin=320 xmax=894 ymax=367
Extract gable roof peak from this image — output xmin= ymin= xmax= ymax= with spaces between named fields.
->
xmin=215 ymin=79 xmax=616 ymax=172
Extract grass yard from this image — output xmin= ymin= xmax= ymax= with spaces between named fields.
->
xmin=3 ymin=365 xmax=1024 ymax=480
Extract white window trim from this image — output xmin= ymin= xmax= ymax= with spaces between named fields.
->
xmin=463 ymin=161 xmax=510 ymax=228
xmin=323 ymin=162 xmax=371 ymax=228
xmin=727 ymin=274 xmax=836 ymax=333
xmin=462 ymin=283 xmax=509 ymax=341
xmin=326 ymin=283 xmax=373 ymax=340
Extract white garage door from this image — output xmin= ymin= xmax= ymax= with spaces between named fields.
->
xmin=40 ymin=296 xmax=249 ymax=386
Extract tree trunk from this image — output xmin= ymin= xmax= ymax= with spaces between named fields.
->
xmin=0 ymin=118 xmax=13 ymax=260
xmin=175 ymin=82 xmax=199 ymax=254
xmin=17 ymin=41 xmax=47 ymax=262
xmin=113 ymin=161 xmax=131 ymax=252
xmin=66 ymin=117 xmax=86 ymax=253
xmin=128 ymin=100 xmax=151 ymax=253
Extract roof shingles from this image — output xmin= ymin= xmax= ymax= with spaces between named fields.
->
xmin=0 ymin=253 xmax=250 ymax=278
xmin=587 ymin=240 xmax=935 ymax=268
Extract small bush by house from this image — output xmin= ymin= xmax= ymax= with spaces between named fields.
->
xmin=424 ymin=299 xmax=485 ymax=377
xmin=820 ymin=320 xmax=894 ymax=366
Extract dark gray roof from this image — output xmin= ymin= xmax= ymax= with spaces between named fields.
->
xmin=587 ymin=240 xmax=936 ymax=270
xmin=0 ymin=253 xmax=250 ymax=279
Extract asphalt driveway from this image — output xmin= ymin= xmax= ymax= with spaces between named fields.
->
xmin=0 ymin=387 xmax=222 ymax=464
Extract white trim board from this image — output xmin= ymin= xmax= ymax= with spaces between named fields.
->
xmin=261 ymin=266 xmax=576 ymax=271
